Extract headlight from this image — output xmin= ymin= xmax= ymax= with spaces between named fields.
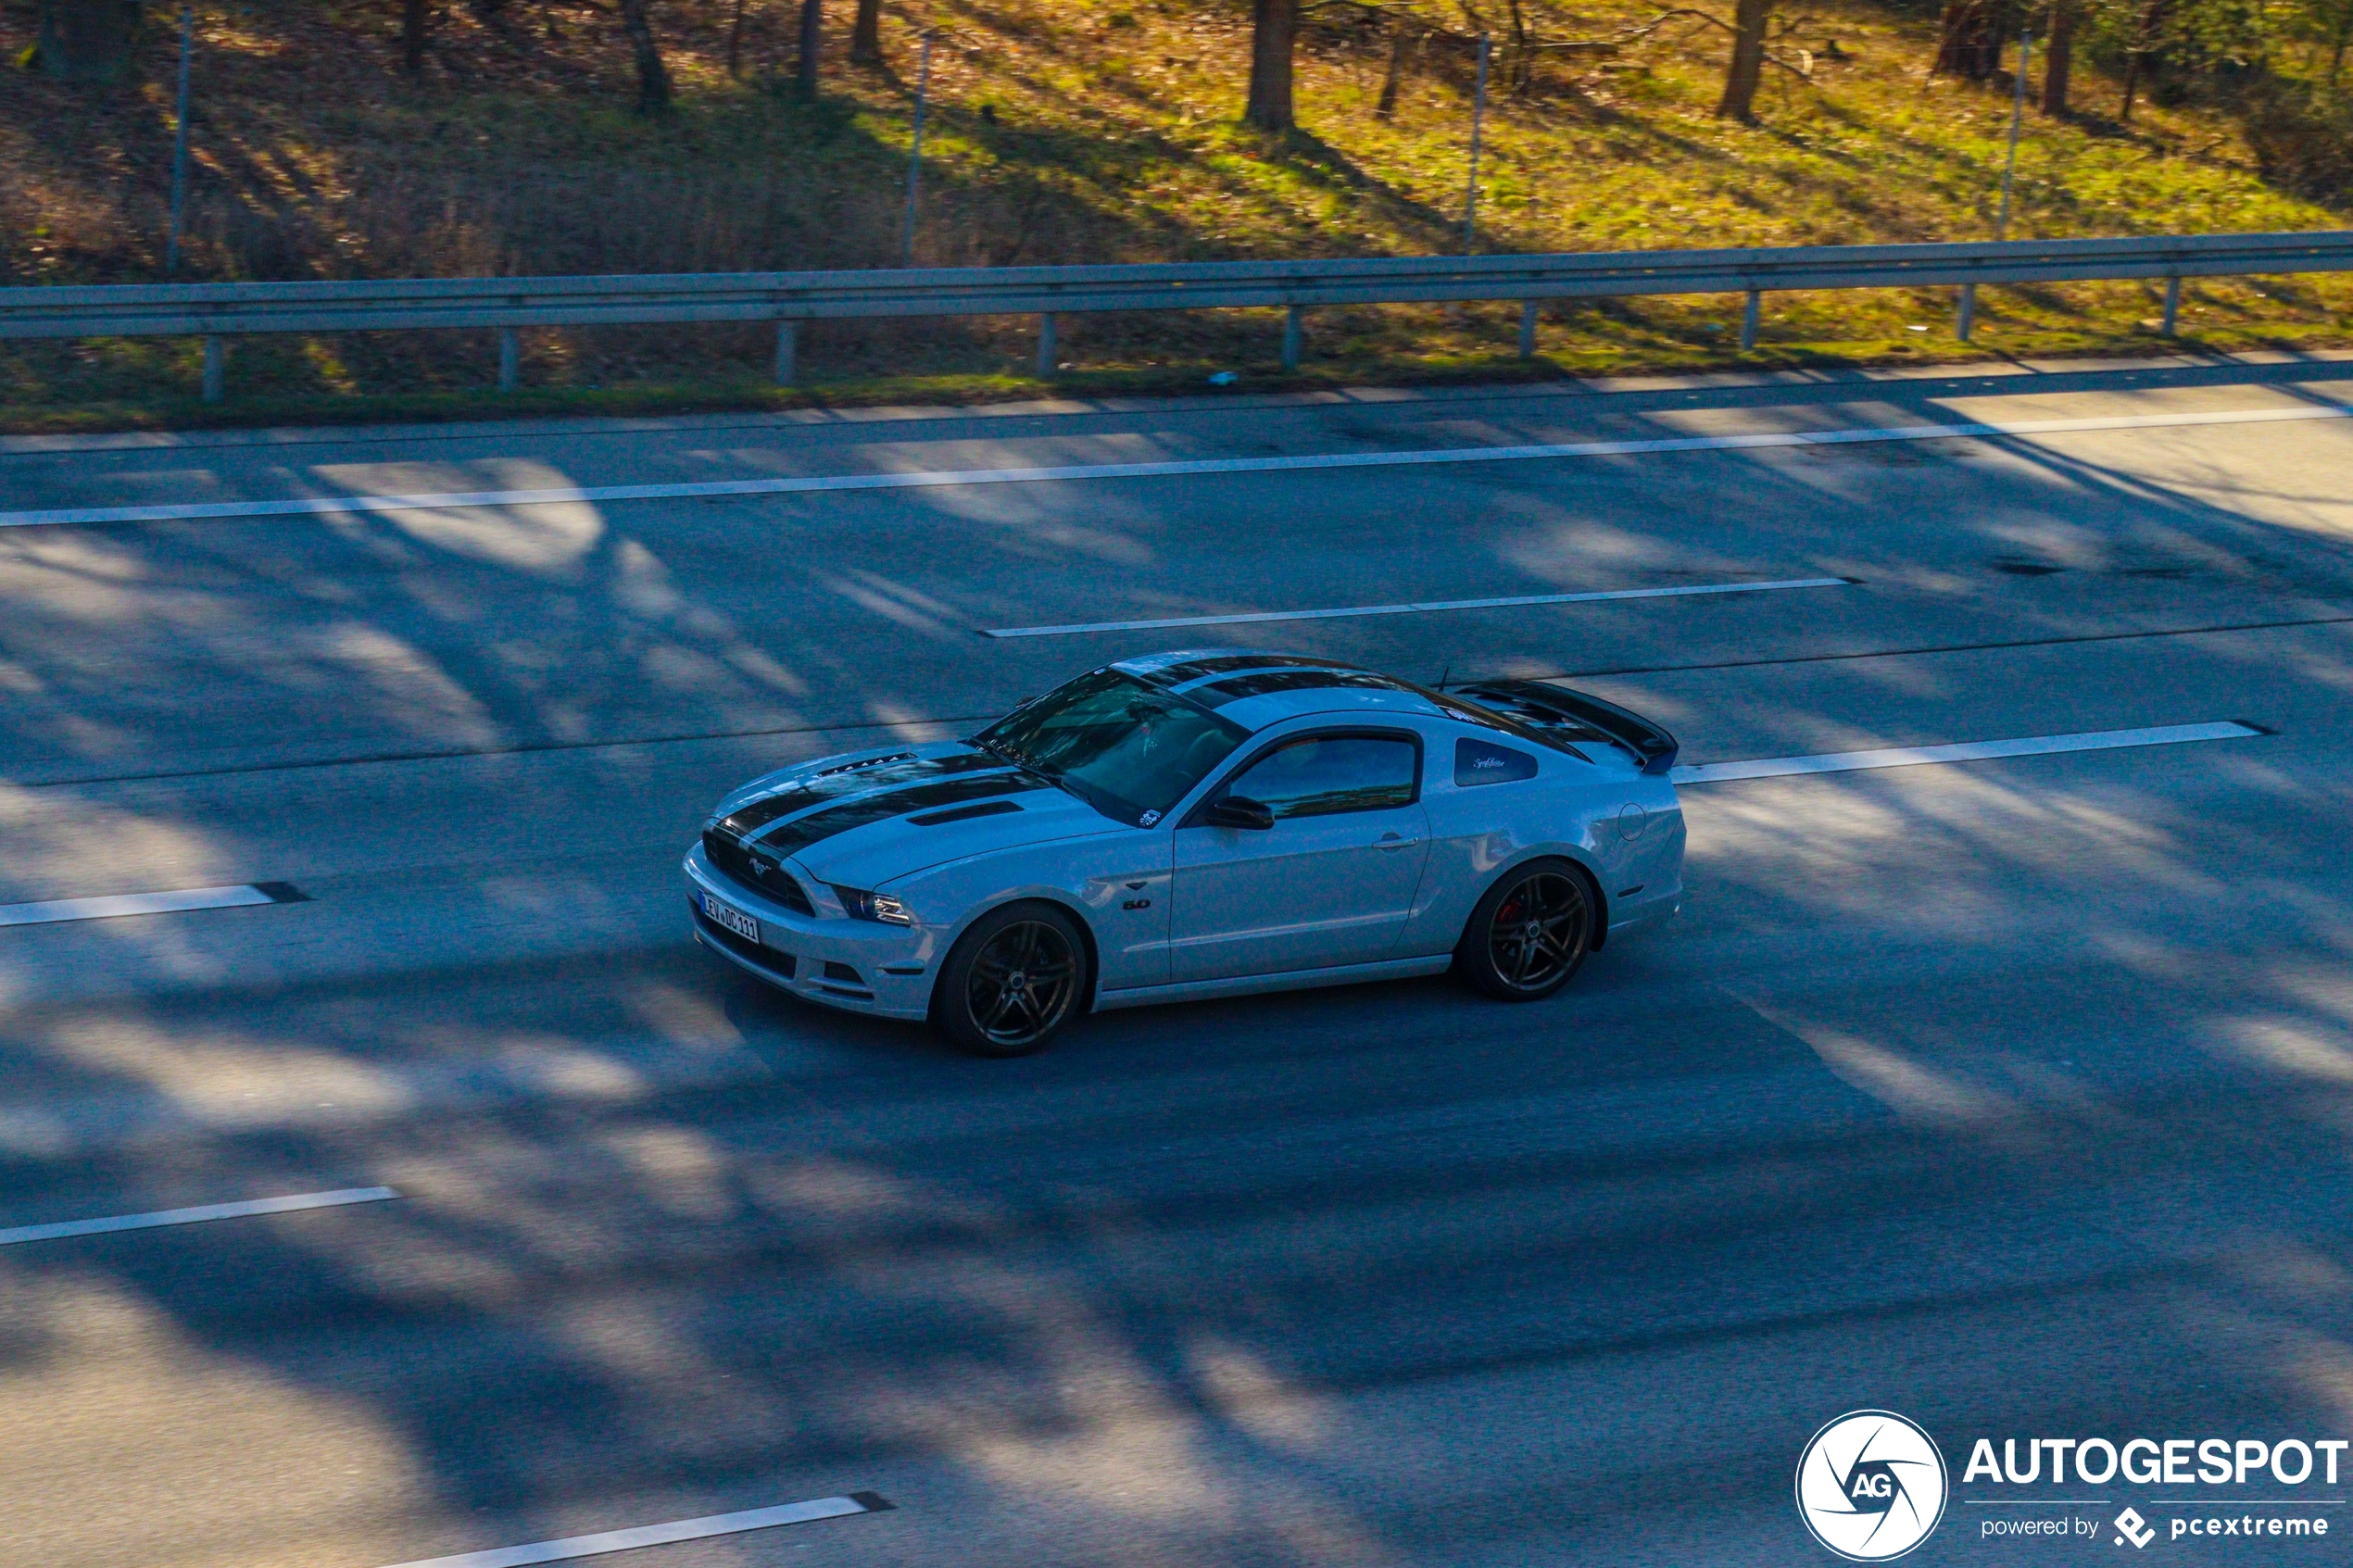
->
xmin=831 ymin=885 xmax=912 ymax=925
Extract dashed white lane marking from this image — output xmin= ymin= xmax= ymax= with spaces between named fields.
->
xmin=3 ymin=402 xmax=2346 ymax=529
xmin=1671 ymin=721 xmax=2266 ymax=784
xmin=983 ymin=575 xmax=1855 ymax=638
xmin=380 ymin=1494 xmax=891 ymax=1568
xmin=0 ymin=880 xmax=307 ymax=928
xmin=0 ymin=1186 xmax=399 ymax=1247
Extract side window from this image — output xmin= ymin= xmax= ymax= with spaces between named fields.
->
xmin=1455 ymin=738 xmax=1538 ymax=787
xmin=1227 ymin=735 xmax=1417 ymax=819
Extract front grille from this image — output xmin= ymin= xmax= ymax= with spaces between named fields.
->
xmin=693 ymin=907 xmax=797 ymax=977
xmin=701 ymin=829 xmax=815 ymax=915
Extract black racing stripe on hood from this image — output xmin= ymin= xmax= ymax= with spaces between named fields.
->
xmin=760 ymin=771 xmax=1054 ymax=859
xmin=719 ymin=748 xmax=1002 ymax=836
xmin=1193 ymin=668 xmax=1407 ymax=707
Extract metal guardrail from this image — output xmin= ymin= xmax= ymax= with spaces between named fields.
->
xmin=5 ymin=230 xmax=2347 ymax=401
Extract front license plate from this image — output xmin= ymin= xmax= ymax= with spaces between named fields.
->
xmin=701 ymin=892 xmax=760 ymax=944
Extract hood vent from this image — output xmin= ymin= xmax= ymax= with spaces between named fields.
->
xmin=816 ymin=751 xmax=918 ymax=778
xmin=908 ymin=799 xmax=1024 ymax=827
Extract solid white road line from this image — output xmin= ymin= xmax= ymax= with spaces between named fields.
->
xmin=1671 ymin=721 xmax=2266 ymax=784
xmin=983 ymin=575 xmax=1855 ymax=638
xmin=379 ymin=1494 xmax=889 ymax=1568
xmin=0 ymin=1186 xmax=399 ymax=1248
xmin=3 ymin=402 xmax=2346 ymax=530
xmin=0 ymin=880 xmax=306 ymax=928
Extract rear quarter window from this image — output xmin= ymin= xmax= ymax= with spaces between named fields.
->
xmin=1455 ymin=738 xmax=1538 ymax=787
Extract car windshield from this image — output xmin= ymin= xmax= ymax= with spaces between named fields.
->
xmin=975 ymin=669 xmax=1248 ymax=827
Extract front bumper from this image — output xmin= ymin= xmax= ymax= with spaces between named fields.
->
xmin=682 ymin=844 xmax=939 ymax=1022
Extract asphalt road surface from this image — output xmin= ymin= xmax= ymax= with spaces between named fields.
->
xmin=5 ymin=350 xmax=2353 ymax=1567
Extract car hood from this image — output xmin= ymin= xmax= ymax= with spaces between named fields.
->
xmin=708 ymin=740 xmax=1127 ymax=890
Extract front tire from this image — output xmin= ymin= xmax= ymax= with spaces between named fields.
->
xmin=1455 ymin=859 xmax=1595 ymax=1001
xmin=932 ymin=902 xmax=1089 ymax=1057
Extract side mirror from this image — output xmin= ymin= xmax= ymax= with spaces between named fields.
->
xmin=1205 ymin=796 xmax=1275 ymax=831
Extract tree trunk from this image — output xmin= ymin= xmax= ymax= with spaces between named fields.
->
xmin=1375 ymin=22 xmax=1407 ymax=119
xmin=851 ymin=0 xmax=879 ymax=63
xmin=795 ymin=0 xmax=821 ymax=95
xmin=1716 ymin=0 xmax=1769 ymax=119
xmin=37 ymin=0 xmax=143 ymax=82
xmin=1934 ymin=0 xmax=2004 ymax=77
xmin=617 ymin=0 xmax=670 ymax=111
xmin=1504 ymin=0 xmax=1530 ymax=91
xmin=2040 ymin=0 xmax=2072 ymax=113
xmin=401 ymin=0 xmax=425 ymax=74
xmin=2118 ymin=0 xmax=2162 ymax=119
xmin=1245 ymin=0 xmax=1298 ymax=132
xmin=726 ymin=0 xmax=744 ymax=75
xmin=2331 ymin=19 xmax=2349 ymax=89
xmin=466 ymin=0 xmax=526 ymax=46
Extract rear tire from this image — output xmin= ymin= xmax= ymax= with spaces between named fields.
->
xmin=932 ymin=902 xmax=1089 ymax=1057
xmin=1454 ymin=859 xmax=1596 ymax=1002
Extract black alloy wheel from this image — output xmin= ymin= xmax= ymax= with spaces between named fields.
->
xmin=934 ymin=903 xmax=1088 ymax=1057
xmin=1457 ymin=859 xmax=1595 ymax=1001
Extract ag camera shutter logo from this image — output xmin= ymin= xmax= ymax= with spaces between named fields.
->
xmin=1795 ymin=1410 xmax=1950 ymax=1561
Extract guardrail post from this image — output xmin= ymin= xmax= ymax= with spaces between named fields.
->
xmin=1038 ymin=312 xmax=1058 ymax=377
xmin=1282 ymin=306 xmax=1304 ymax=372
xmin=200 ymin=335 xmax=224 ymax=403
xmin=2161 ymin=276 xmax=2182 ymax=337
xmin=1957 ymin=283 xmax=1977 ymax=343
xmin=774 ymin=320 xmax=799 ymax=383
xmin=1741 ymin=289 xmax=1762 ymax=352
xmin=497 ymin=328 xmax=521 ymax=392
xmin=1517 ymin=301 xmax=1539 ymax=358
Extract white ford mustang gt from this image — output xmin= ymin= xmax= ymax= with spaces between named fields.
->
xmin=684 ymin=649 xmax=1686 ymax=1056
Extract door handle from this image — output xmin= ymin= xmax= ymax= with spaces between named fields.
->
xmin=1376 ymin=832 xmax=1418 ymax=850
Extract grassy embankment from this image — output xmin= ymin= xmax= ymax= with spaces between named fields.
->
xmin=0 ymin=0 xmax=2348 ymax=431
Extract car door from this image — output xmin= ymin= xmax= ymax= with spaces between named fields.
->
xmin=1168 ymin=728 xmax=1432 ymax=982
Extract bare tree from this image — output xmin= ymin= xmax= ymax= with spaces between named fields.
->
xmin=1375 ymin=19 xmax=1410 ymax=117
xmin=852 ymin=0 xmax=881 ymax=63
xmin=796 ymin=0 xmax=823 ymax=94
xmin=2040 ymin=0 xmax=2073 ymax=111
xmin=2317 ymin=0 xmax=2353 ymax=89
xmin=2309 ymin=0 xmax=2353 ymax=90
xmin=2118 ymin=0 xmax=2164 ymax=119
xmin=1246 ymin=0 xmax=1300 ymax=130
xmin=618 ymin=0 xmax=672 ymax=110
xmin=1934 ymin=0 xmax=2004 ymax=77
xmin=1503 ymin=0 xmax=1532 ymax=89
xmin=1716 ymin=0 xmax=1769 ymax=118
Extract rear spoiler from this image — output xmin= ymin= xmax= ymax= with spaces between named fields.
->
xmin=1453 ymin=680 xmax=1680 ymax=776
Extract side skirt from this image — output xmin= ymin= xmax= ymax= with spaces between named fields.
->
xmin=1093 ymin=953 xmax=1456 ymax=1013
